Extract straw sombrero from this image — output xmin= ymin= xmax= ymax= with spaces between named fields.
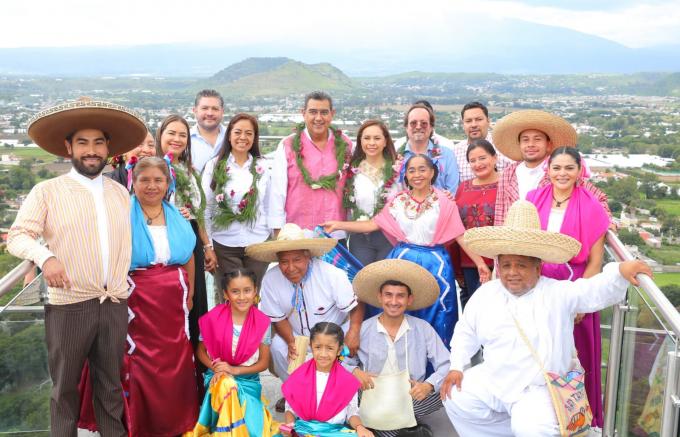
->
xmin=464 ymin=200 xmax=581 ymax=264
xmin=27 ymin=97 xmax=147 ymax=158
xmin=492 ymin=110 xmax=577 ymax=161
xmin=353 ymin=259 xmax=439 ymax=311
xmin=245 ymin=223 xmax=337 ymax=263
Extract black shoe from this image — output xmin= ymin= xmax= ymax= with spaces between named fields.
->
xmin=275 ymin=397 xmax=286 ymax=413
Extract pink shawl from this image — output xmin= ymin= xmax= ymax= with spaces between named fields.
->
xmin=198 ymin=303 xmax=271 ymax=366
xmin=526 ymin=185 xmax=609 ymax=280
xmin=281 ymin=359 xmax=360 ymax=422
xmin=374 ymin=188 xmax=466 ymax=246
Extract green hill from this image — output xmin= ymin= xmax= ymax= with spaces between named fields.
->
xmin=206 ymin=57 xmax=357 ymax=97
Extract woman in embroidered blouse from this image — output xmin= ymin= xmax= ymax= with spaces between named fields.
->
xmin=156 ymin=114 xmax=216 ymax=350
xmin=202 ymin=113 xmax=272 ymax=291
xmin=324 ymin=154 xmax=491 ymax=346
xmin=454 ymin=139 xmax=498 ymax=306
xmin=343 ymin=120 xmax=400 ymax=266
xmin=281 ymin=322 xmax=372 ymax=437
xmin=526 ymin=147 xmax=609 ymax=427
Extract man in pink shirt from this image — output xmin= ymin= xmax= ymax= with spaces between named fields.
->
xmin=269 ymin=91 xmax=353 ymax=241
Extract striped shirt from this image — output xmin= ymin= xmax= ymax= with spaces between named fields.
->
xmin=8 ymin=173 xmax=132 ymax=305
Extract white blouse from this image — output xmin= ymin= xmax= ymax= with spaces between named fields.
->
xmin=388 ymin=192 xmax=440 ymax=246
xmin=202 ymin=155 xmax=273 ymax=247
xmin=547 ymin=208 xmax=566 ymax=233
xmin=148 ymin=225 xmax=170 ymax=265
xmin=352 ymin=161 xmax=401 ymax=219
xmin=286 ymin=370 xmax=360 ymax=424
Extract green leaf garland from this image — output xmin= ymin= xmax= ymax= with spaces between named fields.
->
xmin=172 ymin=162 xmax=206 ymax=227
xmin=211 ymin=156 xmax=262 ymax=230
xmin=291 ymin=122 xmax=350 ymax=191
xmin=342 ymin=158 xmax=400 ymax=221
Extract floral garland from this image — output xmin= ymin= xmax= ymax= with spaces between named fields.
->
xmin=211 ymin=155 xmax=264 ymax=230
xmin=291 ymin=122 xmax=351 ymax=190
xmin=397 ymin=138 xmax=443 ymax=160
xmin=171 ymin=161 xmax=206 ymax=227
xmin=342 ymin=158 xmax=401 ymax=221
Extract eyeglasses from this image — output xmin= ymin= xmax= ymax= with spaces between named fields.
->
xmin=408 ymin=120 xmax=430 ymax=128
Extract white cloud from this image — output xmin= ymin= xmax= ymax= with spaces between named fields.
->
xmin=1 ymin=0 xmax=679 ymax=49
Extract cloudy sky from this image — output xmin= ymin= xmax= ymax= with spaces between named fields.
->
xmin=2 ymin=0 xmax=679 ymax=49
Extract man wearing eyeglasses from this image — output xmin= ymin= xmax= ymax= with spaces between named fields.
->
xmin=398 ymin=103 xmax=460 ymax=193
xmin=270 ymin=90 xmax=353 ymax=240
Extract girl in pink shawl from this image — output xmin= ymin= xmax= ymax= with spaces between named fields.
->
xmin=526 ymin=147 xmax=610 ymax=428
xmin=188 ymin=268 xmax=280 ymax=436
xmin=281 ymin=322 xmax=371 ymax=437
xmin=324 ymin=154 xmax=490 ymax=346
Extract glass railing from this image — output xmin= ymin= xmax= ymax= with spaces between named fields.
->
xmin=603 ymin=231 xmax=680 ymax=437
xmin=0 ymin=263 xmax=49 ymax=436
xmin=1 ymin=231 xmax=679 ymax=436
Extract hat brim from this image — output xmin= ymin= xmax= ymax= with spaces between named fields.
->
xmin=492 ymin=110 xmax=578 ymax=161
xmin=353 ymin=259 xmax=439 ymax=311
xmin=28 ymin=104 xmax=147 ymax=158
xmin=463 ymin=226 xmax=581 ymax=264
xmin=245 ymin=238 xmax=338 ymax=263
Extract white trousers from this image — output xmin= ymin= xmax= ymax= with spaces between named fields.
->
xmin=444 ymin=365 xmax=560 ymax=436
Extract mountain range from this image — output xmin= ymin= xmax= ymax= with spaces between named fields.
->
xmin=1 ymin=18 xmax=679 ymax=77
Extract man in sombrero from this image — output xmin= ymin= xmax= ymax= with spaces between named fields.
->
xmin=7 ymin=97 xmax=146 ymax=436
xmin=351 ymin=259 xmax=451 ymax=436
xmin=492 ymin=109 xmax=610 ymax=225
xmin=246 ymin=223 xmax=364 ymax=407
xmin=440 ymin=201 xmax=651 ymax=436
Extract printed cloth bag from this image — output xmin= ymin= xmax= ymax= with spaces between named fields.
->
xmin=512 ymin=315 xmax=593 ymax=436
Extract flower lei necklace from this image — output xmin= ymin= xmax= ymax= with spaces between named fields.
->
xmin=397 ymin=137 xmax=443 ymax=160
xmin=342 ymin=157 xmax=400 ymax=221
xmin=170 ymin=158 xmax=206 ymax=227
xmin=401 ymin=189 xmax=438 ymax=220
xmin=291 ymin=122 xmax=350 ymax=190
xmin=211 ymin=154 xmax=264 ymax=229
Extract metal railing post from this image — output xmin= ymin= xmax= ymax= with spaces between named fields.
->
xmin=603 ymin=300 xmax=627 ymax=437
xmin=661 ymin=350 xmax=680 ymax=437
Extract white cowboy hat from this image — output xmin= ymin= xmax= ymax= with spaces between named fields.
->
xmin=464 ymin=200 xmax=581 ymax=264
xmin=27 ymin=97 xmax=147 ymax=158
xmin=492 ymin=110 xmax=578 ymax=161
xmin=245 ymin=223 xmax=337 ymax=263
xmin=353 ymin=259 xmax=439 ymax=311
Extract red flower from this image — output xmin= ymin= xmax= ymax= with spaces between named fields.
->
xmin=230 ymin=190 xmax=236 ymax=197
xmin=185 ymin=202 xmax=193 ymax=210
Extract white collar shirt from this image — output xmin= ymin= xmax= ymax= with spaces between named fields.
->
xmin=67 ymin=168 xmax=109 ymax=286
xmin=259 ymin=258 xmax=358 ymax=336
xmin=449 ymin=262 xmax=629 ymax=403
xmin=190 ymin=124 xmax=226 ymax=173
xmin=376 ymin=317 xmax=410 ymax=375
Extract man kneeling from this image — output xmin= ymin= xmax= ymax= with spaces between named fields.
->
xmin=440 ymin=201 xmax=652 ymax=436
xmin=352 ymin=259 xmax=450 ymax=437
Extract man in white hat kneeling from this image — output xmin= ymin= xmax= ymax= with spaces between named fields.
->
xmin=351 ymin=259 xmax=450 ymax=437
xmin=246 ymin=224 xmax=364 ymax=395
xmin=440 ymin=201 xmax=651 ymax=436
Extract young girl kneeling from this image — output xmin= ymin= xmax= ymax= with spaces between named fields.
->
xmin=281 ymin=322 xmax=373 ymax=437
xmin=187 ymin=268 xmax=280 ymax=436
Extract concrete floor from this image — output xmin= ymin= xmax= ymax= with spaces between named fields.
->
xmin=79 ymin=370 xmax=458 ymax=436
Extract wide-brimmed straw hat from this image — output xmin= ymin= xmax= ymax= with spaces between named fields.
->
xmin=492 ymin=110 xmax=578 ymax=161
xmin=353 ymin=259 xmax=439 ymax=311
xmin=27 ymin=97 xmax=147 ymax=158
xmin=245 ymin=223 xmax=337 ymax=263
xmin=464 ymin=201 xmax=581 ymax=264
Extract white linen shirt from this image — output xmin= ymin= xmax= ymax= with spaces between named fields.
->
xmin=449 ymin=262 xmax=629 ymax=403
xmin=67 ymin=168 xmax=109 ymax=286
xmin=515 ymin=162 xmax=545 ymax=201
xmin=202 ymin=154 xmax=272 ymax=247
xmin=148 ymin=225 xmax=171 ymax=265
xmin=352 ymin=164 xmax=401 ymax=220
xmin=259 ymin=258 xmax=358 ymax=336
xmin=190 ymin=124 xmax=226 ymax=173
xmin=388 ymin=194 xmax=439 ymax=246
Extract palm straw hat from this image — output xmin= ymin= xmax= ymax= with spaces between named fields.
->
xmin=245 ymin=223 xmax=338 ymax=263
xmin=27 ymin=97 xmax=147 ymax=158
xmin=353 ymin=259 xmax=439 ymax=311
xmin=492 ymin=110 xmax=578 ymax=161
xmin=464 ymin=201 xmax=581 ymax=264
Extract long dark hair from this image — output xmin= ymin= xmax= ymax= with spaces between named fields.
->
xmin=351 ymin=119 xmax=397 ymax=164
xmin=403 ymin=153 xmax=439 ymax=189
xmin=211 ymin=113 xmax=261 ymax=191
xmin=155 ymin=114 xmax=193 ymax=171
